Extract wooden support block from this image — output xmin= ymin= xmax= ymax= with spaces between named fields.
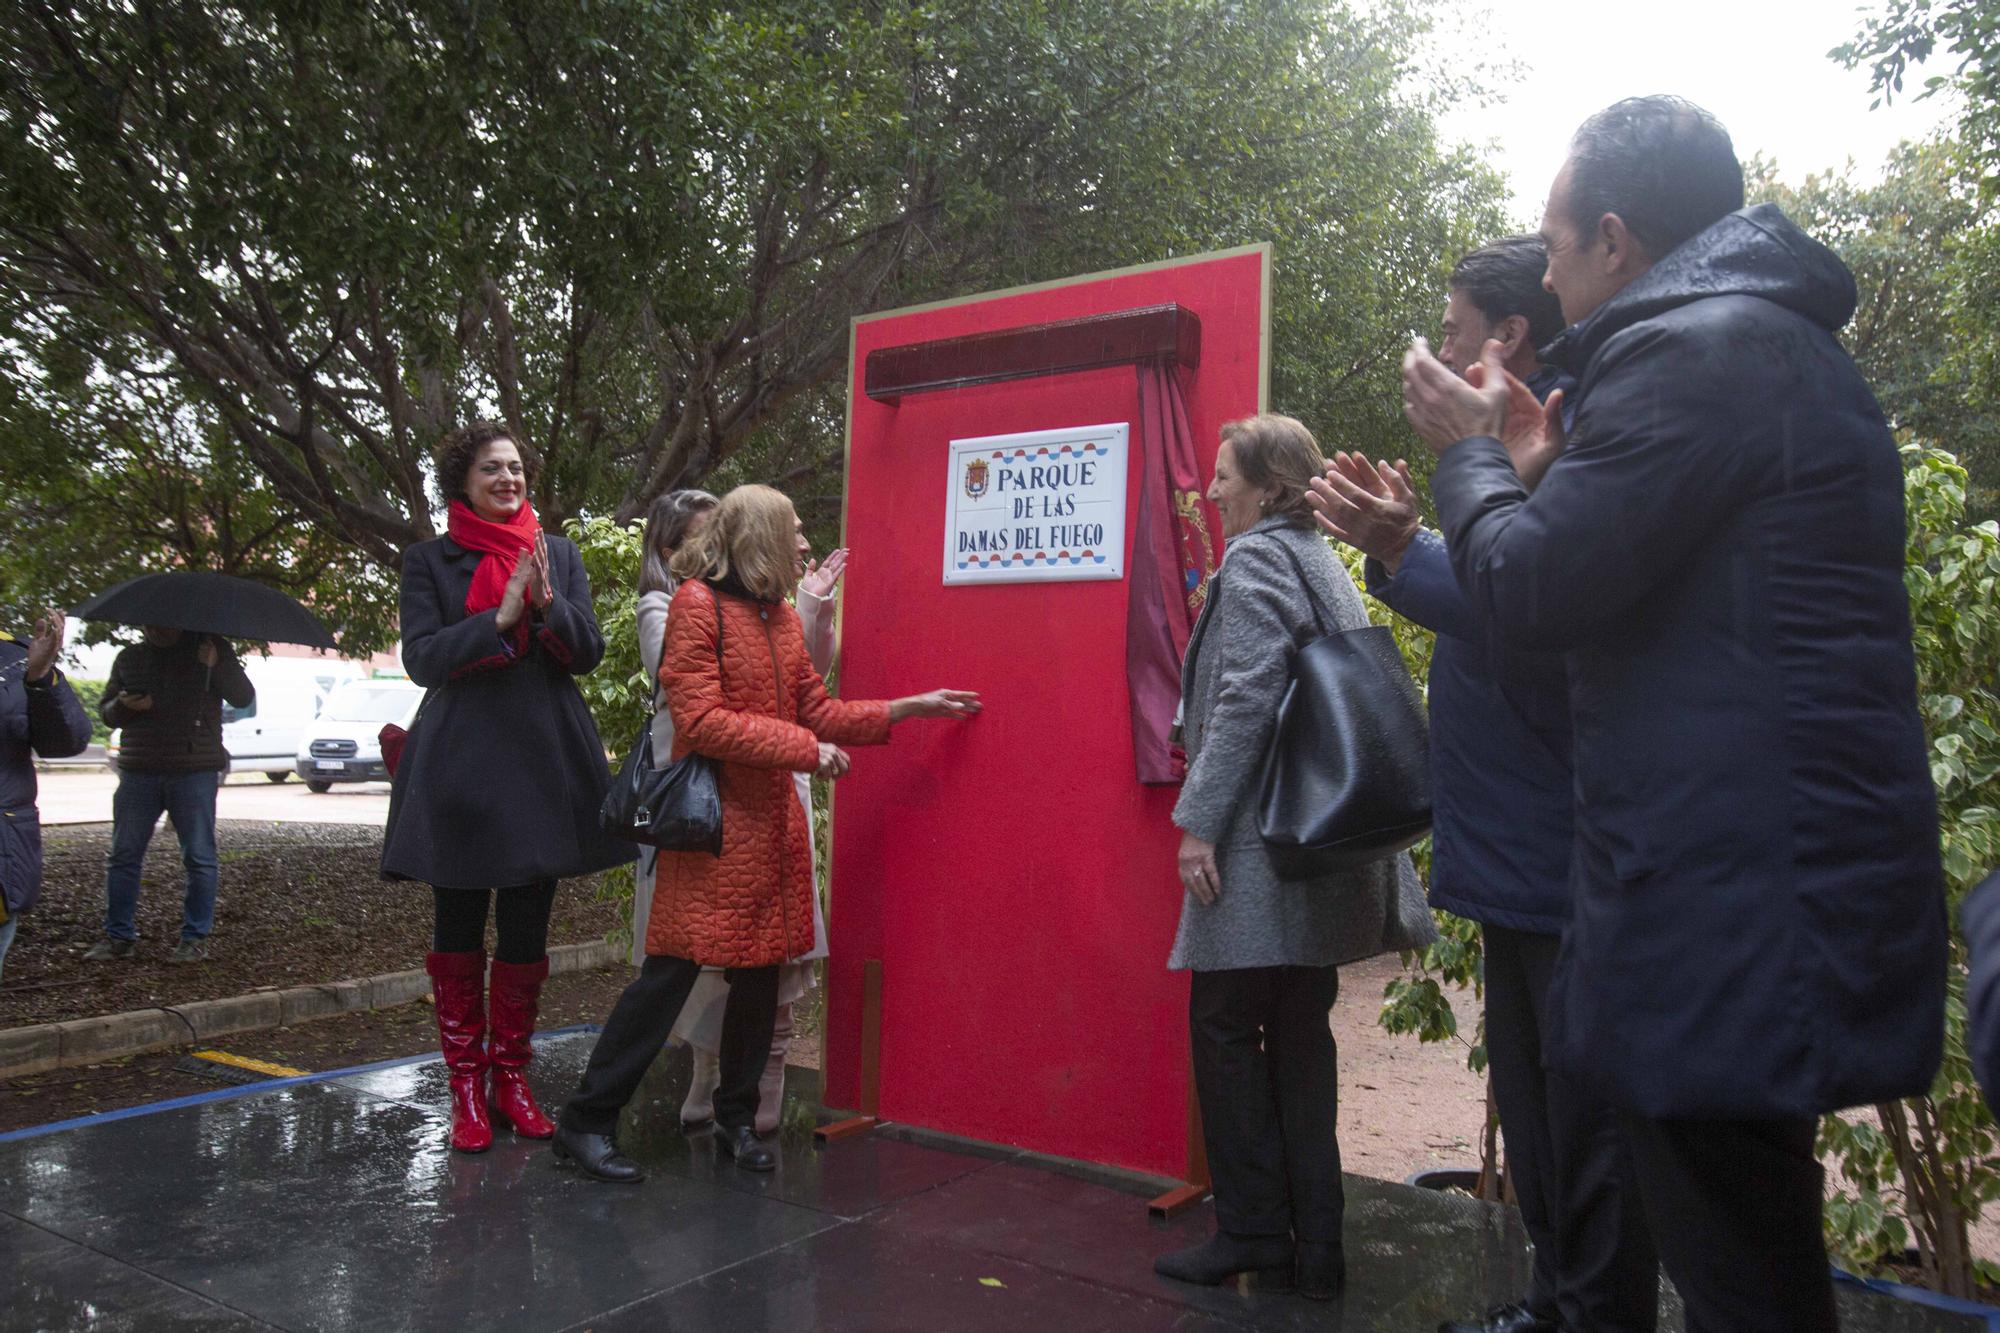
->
xmin=1147 ymin=1183 xmax=1209 ymax=1219
xmin=814 ymin=1115 xmax=879 ymax=1144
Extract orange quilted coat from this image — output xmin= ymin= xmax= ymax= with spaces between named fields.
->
xmin=646 ymin=579 xmax=890 ymax=966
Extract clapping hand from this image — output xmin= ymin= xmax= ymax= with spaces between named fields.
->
xmin=529 ymin=532 xmax=555 ymax=611
xmin=1308 ymin=453 xmax=1422 ymax=573
xmin=1464 ymin=349 xmax=1566 ymax=490
xmin=25 ymin=608 xmax=63 ymax=683
xmin=801 ymin=548 xmax=848 ymax=601
xmin=1402 ymin=337 xmax=1508 ymax=455
xmin=496 ymin=551 xmax=536 ymax=631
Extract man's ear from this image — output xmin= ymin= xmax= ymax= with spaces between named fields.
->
xmin=1598 ymin=212 xmax=1652 ymax=278
xmin=1497 ymin=313 xmax=1531 ymax=358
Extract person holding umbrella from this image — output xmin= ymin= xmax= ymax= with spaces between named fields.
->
xmin=380 ymin=420 xmax=629 ymax=1154
xmin=83 ymin=624 xmax=254 ymax=964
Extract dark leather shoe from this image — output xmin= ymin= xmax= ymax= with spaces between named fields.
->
xmin=715 ymin=1123 xmax=776 ymax=1172
xmin=551 ymin=1123 xmax=643 ymax=1183
xmin=1152 ymin=1231 xmax=1294 ymax=1288
xmin=1439 ymin=1302 xmax=1557 ymax=1333
xmin=1296 ymin=1240 xmax=1346 ymax=1301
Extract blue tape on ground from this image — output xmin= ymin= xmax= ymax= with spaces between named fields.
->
xmin=0 ymin=1023 xmax=601 ymax=1145
xmin=1833 ymin=1265 xmax=2000 ymax=1329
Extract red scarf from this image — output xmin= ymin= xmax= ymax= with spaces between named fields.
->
xmin=447 ymin=498 xmax=540 ymax=650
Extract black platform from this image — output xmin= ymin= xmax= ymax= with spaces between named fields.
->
xmin=0 ymin=1031 xmax=1978 ymax=1331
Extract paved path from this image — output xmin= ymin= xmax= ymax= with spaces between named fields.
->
xmin=36 ymin=768 xmax=390 ymax=827
xmin=0 ymin=1035 xmax=1967 ymax=1332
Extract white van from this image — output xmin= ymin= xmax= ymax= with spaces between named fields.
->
xmin=109 ymin=656 xmax=362 ymax=780
xmin=296 ymin=677 xmax=425 ymax=792
xmin=221 ymin=659 xmax=365 ymax=779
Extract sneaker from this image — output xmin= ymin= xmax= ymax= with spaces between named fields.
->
xmin=82 ymin=937 xmax=136 ymax=961
xmin=165 ymin=938 xmax=210 ymax=965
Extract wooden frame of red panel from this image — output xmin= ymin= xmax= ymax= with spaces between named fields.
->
xmin=863 ymin=303 xmax=1201 ymax=402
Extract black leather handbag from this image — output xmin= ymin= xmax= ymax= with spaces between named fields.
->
xmin=599 ymin=597 xmax=724 ymax=855
xmin=1252 ymin=538 xmax=1431 ymax=880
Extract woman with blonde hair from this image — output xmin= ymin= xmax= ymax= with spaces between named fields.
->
xmin=557 ymin=484 xmax=979 ymax=1180
xmin=1153 ymin=414 xmax=1433 ymax=1299
xmin=630 ymin=487 xmax=850 ymax=1130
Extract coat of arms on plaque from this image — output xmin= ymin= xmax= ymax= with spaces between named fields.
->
xmin=963 ymin=456 xmax=990 ymax=499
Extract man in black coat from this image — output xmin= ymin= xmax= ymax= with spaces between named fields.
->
xmin=1315 ymin=236 xmax=1656 ymax=1333
xmin=86 ymin=625 xmax=254 ymax=964
xmin=1 ymin=608 xmax=93 ymax=982
xmin=1404 ymin=96 xmax=1945 ymax=1331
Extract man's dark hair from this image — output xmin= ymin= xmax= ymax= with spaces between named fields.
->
xmin=1563 ymin=95 xmax=1744 ymax=259
xmin=433 ymin=419 xmax=540 ymax=505
xmin=1450 ymin=235 xmax=1566 ymax=349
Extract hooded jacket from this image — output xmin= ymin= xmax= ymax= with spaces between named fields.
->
xmin=1433 ymin=204 xmax=1946 ymax=1118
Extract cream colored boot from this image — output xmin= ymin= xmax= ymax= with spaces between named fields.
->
xmin=680 ymin=1045 xmax=720 ymax=1126
xmin=755 ymin=1005 xmax=794 ymax=1135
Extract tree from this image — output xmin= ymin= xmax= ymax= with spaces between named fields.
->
xmin=1837 ymin=0 xmax=2000 ymax=190
xmin=0 ymin=328 xmax=397 ymax=648
xmin=0 ymin=0 xmax=1507 ymax=599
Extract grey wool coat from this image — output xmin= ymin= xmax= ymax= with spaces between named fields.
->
xmin=1169 ymin=516 xmax=1436 ymax=971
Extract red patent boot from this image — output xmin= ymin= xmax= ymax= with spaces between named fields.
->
xmin=427 ymin=950 xmax=493 ymax=1153
xmin=487 ymin=956 xmax=556 ymax=1139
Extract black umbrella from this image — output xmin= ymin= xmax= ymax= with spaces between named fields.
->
xmin=73 ymin=572 xmax=338 ymax=650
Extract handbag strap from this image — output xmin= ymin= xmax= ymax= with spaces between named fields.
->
xmin=1250 ymin=532 xmax=1334 ymax=641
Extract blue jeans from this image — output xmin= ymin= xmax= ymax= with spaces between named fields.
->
xmin=105 ymin=770 xmax=220 ymax=942
xmin=0 ymin=915 xmax=16 ymax=984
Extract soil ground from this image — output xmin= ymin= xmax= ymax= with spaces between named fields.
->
xmin=0 ymin=821 xmax=622 ymax=1028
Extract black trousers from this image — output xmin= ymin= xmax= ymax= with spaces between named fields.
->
xmin=1485 ymin=925 xmax=1658 ymax=1330
xmin=562 ymin=954 xmax=780 ymax=1136
xmin=432 ymin=881 xmax=557 ymax=964
xmin=1189 ymin=964 xmax=1343 ymax=1242
xmin=1619 ymin=1113 xmax=1835 ymax=1333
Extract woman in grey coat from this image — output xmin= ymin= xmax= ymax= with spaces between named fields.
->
xmin=1154 ymin=414 xmax=1434 ymax=1301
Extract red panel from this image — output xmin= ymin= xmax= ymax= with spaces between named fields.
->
xmin=827 ymin=248 xmax=1266 ymax=1178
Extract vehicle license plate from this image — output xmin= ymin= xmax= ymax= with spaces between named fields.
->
xmin=314 ymin=761 xmax=345 ymax=771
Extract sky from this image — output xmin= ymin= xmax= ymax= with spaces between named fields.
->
xmin=1431 ymin=0 xmax=1961 ymax=225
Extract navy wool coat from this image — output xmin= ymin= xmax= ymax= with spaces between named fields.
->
xmin=1363 ymin=366 xmax=1576 ymax=936
xmin=1 ymin=642 xmax=92 ymax=915
xmin=380 ymin=534 xmax=631 ymax=890
xmin=1433 ymin=204 xmax=1946 ymax=1119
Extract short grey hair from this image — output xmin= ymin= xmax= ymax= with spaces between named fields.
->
xmin=1221 ymin=414 xmax=1326 ymax=527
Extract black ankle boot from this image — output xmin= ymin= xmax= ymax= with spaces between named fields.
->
xmin=1296 ymin=1240 xmax=1346 ymax=1300
xmin=715 ymin=1122 xmax=776 ymax=1172
xmin=1152 ymin=1232 xmax=1294 ymax=1288
xmin=551 ymin=1122 xmax=644 ymax=1183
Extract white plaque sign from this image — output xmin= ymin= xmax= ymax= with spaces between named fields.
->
xmin=943 ymin=423 xmax=1129 ymax=585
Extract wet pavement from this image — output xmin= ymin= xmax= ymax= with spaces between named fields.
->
xmin=0 ymin=1033 xmax=1979 ymax=1332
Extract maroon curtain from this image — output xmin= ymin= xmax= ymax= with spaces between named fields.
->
xmin=1128 ymin=360 xmax=1220 ymax=784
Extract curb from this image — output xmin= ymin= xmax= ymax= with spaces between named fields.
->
xmin=0 ymin=939 xmax=624 ymax=1080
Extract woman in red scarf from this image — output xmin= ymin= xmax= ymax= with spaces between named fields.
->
xmin=381 ymin=420 xmax=631 ymax=1153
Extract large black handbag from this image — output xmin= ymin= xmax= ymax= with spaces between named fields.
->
xmin=599 ymin=598 xmax=724 ymax=855
xmin=1252 ymin=538 xmax=1431 ymax=880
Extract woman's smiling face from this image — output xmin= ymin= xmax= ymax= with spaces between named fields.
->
xmin=468 ymin=438 xmax=525 ymax=520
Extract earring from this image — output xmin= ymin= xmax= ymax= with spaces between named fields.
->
xmin=1258 ymin=498 xmax=1270 ymax=511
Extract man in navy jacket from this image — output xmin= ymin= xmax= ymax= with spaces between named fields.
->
xmin=1315 ymin=236 xmax=1656 ymax=1333
xmin=1 ymin=609 xmax=93 ymax=982
xmin=1405 ymin=97 xmax=1945 ymax=1331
